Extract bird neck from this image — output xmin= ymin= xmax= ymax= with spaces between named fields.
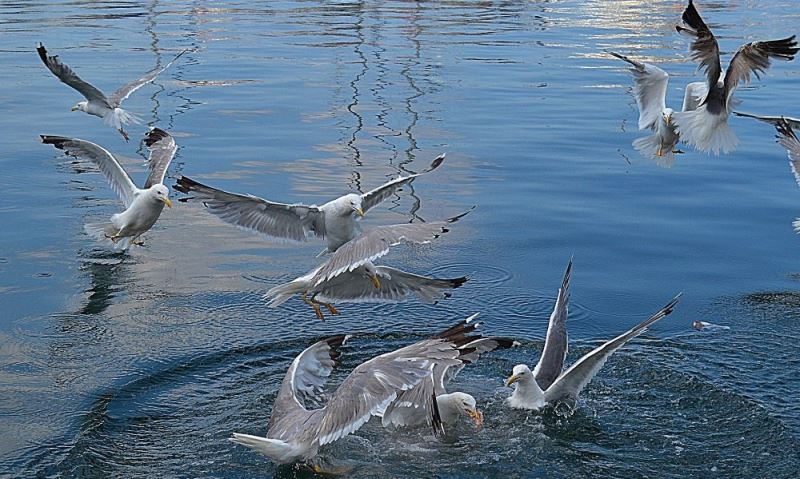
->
xmin=435 ymin=393 xmax=462 ymax=425
xmin=510 ymin=377 xmax=545 ymax=408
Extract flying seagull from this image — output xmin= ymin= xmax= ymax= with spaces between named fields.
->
xmin=174 ymin=153 xmax=446 ymax=255
xmin=505 ymin=258 xmax=681 ymax=411
xmin=733 ymin=111 xmax=800 ymax=130
xmin=607 ymin=51 xmax=707 ymax=166
xmin=264 ymin=210 xmax=472 ymax=320
xmin=773 ymin=119 xmax=800 ymax=233
xmin=37 ymin=43 xmax=187 ymax=141
xmin=40 ymin=128 xmax=177 ymax=249
xmin=673 ymin=0 xmax=799 ymax=154
xmin=380 ymin=314 xmax=517 ymax=433
xmin=230 ymin=333 xmax=464 ymax=467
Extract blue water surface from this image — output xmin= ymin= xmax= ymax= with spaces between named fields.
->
xmin=1 ymin=1 xmax=799 ymax=477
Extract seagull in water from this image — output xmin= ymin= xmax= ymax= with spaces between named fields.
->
xmin=673 ymin=0 xmax=799 ymax=155
xmin=505 ymin=258 xmax=681 ymax=411
xmin=380 ymin=314 xmax=517 ymax=433
xmin=40 ymin=128 xmax=177 ymax=250
xmin=230 ymin=331 xmax=465 ymax=469
xmin=37 ymin=43 xmax=187 ymax=141
xmin=174 ymin=153 xmax=446 ymax=255
xmin=264 ymin=209 xmax=472 ymax=320
xmin=607 ymin=51 xmax=707 ymax=166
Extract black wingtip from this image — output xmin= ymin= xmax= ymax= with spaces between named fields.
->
xmin=173 ymin=175 xmax=202 ymax=194
xmin=430 ymin=392 xmax=445 ymax=437
xmin=428 ymin=153 xmax=446 ymax=172
xmin=325 ymin=334 xmax=349 ymax=363
xmin=144 ymin=127 xmax=171 ymax=148
xmin=450 ymin=276 xmax=469 ymax=288
xmin=36 ymin=43 xmax=48 ymax=64
xmin=776 ymin=118 xmax=798 ymax=142
xmin=432 ymin=318 xmax=480 ymax=344
xmin=491 ymin=337 xmax=519 ymax=350
xmin=446 ymin=205 xmax=477 ymax=224
xmin=40 ymin=134 xmax=69 ymax=149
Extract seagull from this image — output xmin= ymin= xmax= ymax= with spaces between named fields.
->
xmin=173 ymin=153 xmax=446 ymax=255
xmin=733 ymin=111 xmax=800 ymax=130
xmin=505 ymin=258 xmax=681 ymax=411
xmin=264 ymin=210 xmax=472 ymax=320
xmin=673 ymin=0 xmax=799 ymax=155
xmin=607 ymin=51 xmax=707 ymax=166
xmin=37 ymin=43 xmax=187 ymax=141
xmin=773 ymin=119 xmax=800 ymax=233
xmin=230 ymin=333 xmax=464 ymax=467
xmin=40 ymin=128 xmax=177 ymax=249
xmin=380 ymin=314 xmax=518 ymax=433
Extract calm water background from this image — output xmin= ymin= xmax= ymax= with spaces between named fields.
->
xmin=1 ymin=1 xmax=799 ymax=477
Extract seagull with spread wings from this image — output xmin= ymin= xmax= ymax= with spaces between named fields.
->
xmin=505 ymin=258 xmax=680 ymax=411
xmin=173 ymin=153 xmax=445 ymax=255
xmin=230 ymin=332 xmax=464 ymax=468
xmin=673 ymin=0 xmax=798 ymax=155
xmin=37 ymin=43 xmax=187 ymax=141
xmin=380 ymin=314 xmax=517 ymax=433
xmin=607 ymin=51 xmax=707 ymax=166
xmin=264 ymin=209 xmax=472 ymax=320
xmin=40 ymin=128 xmax=177 ymax=249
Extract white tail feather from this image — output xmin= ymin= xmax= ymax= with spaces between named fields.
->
xmin=102 ymin=108 xmax=141 ymax=129
xmin=230 ymin=433 xmax=298 ymax=463
xmin=632 ymin=134 xmax=675 ymax=168
xmin=263 ymin=281 xmax=304 ymax=307
xmin=673 ymin=106 xmax=738 ymax=155
xmin=84 ymin=222 xmax=131 ymax=250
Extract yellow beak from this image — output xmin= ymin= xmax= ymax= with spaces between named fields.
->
xmin=71 ymin=106 xmax=78 ymax=112
xmin=355 ymin=207 xmax=365 ymax=217
xmin=162 ymin=198 xmax=173 ymax=208
xmin=505 ymin=374 xmax=520 ymax=387
xmin=369 ymin=274 xmax=381 ymax=289
xmin=466 ymin=407 xmax=484 ymax=427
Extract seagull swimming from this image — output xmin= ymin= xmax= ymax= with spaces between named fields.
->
xmin=673 ymin=0 xmax=799 ymax=155
xmin=37 ymin=43 xmax=186 ymax=141
xmin=380 ymin=314 xmax=517 ymax=432
xmin=174 ymin=153 xmax=446 ymax=255
xmin=264 ymin=210 xmax=472 ymax=320
xmin=40 ymin=128 xmax=177 ymax=249
xmin=505 ymin=258 xmax=680 ymax=411
xmin=230 ymin=333 xmax=464 ymax=467
xmin=607 ymin=51 xmax=707 ymax=166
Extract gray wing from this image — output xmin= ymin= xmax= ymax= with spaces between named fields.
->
xmin=682 ymin=81 xmax=708 ymax=112
xmin=107 ymin=49 xmax=188 ymax=107
xmin=40 ymin=135 xmax=138 ymax=207
xmin=314 ymin=266 xmax=467 ymax=304
xmin=312 ymin=339 xmax=460 ymax=445
xmin=360 ymin=154 xmax=445 ymax=214
xmin=607 ymin=51 xmax=668 ymax=131
xmin=723 ymin=37 xmax=798 ymax=104
xmin=533 ymin=257 xmax=572 ymax=391
xmin=775 ymin=120 xmax=800 ymax=188
xmin=174 ymin=176 xmax=326 ymax=242
xmin=381 ymin=317 xmax=516 ymax=430
xmin=733 ymin=111 xmax=800 ymax=129
xmin=269 ymin=335 xmax=348 ymax=430
xmin=311 ymin=208 xmax=473 ymax=286
xmin=37 ymin=43 xmax=109 ymax=106
xmin=143 ymin=128 xmax=177 ymax=188
xmin=676 ymin=0 xmax=722 ymax=90
xmin=544 ymin=294 xmax=680 ymax=405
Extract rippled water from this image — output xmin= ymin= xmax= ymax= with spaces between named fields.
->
xmin=2 ymin=1 xmax=800 ymax=477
